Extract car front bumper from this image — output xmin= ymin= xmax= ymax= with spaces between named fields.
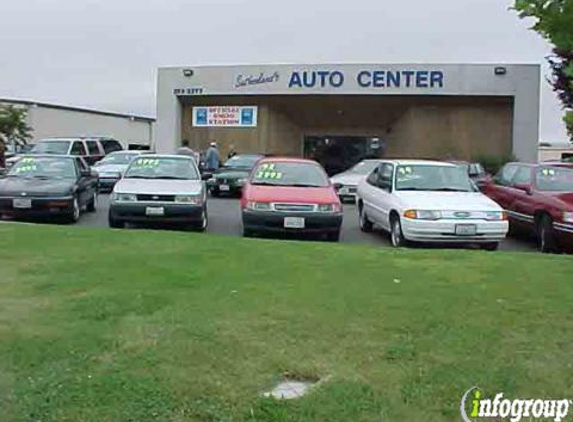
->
xmin=401 ymin=218 xmax=509 ymax=243
xmin=0 ymin=196 xmax=74 ymax=218
xmin=242 ymin=209 xmax=343 ymax=234
xmin=109 ymin=202 xmax=204 ymax=224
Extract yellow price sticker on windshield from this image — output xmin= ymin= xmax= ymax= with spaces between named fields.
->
xmin=15 ymin=165 xmax=37 ymax=173
xmin=541 ymin=168 xmax=555 ymax=177
xmin=133 ymin=158 xmax=159 ymax=168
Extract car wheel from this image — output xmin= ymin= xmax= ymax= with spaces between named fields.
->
xmin=243 ymin=227 xmax=255 ymax=238
xmin=359 ymin=206 xmax=373 ymax=233
xmin=326 ymin=231 xmax=341 ymax=242
xmin=108 ymin=210 xmax=124 ymax=229
xmin=537 ymin=215 xmax=557 ymax=253
xmin=210 ymin=189 xmax=219 ymax=198
xmin=66 ymin=196 xmax=81 ymax=224
xmin=87 ymin=191 xmax=97 ymax=213
xmin=480 ymin=242 xmax=500 ymax=251
xmin=194 ymin=209 xmax=208 ymax=232
xmin=390 ymin=216 xmax=407 ymax=248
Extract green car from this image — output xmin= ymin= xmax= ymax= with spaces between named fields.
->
xmin=207 ymin=154 xmax=264 ymax=197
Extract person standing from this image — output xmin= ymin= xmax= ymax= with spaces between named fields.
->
xmin=176 ymin=139 xmax=200 ymax=164
xmin=205 ymin=141 xmax=221 ymax=171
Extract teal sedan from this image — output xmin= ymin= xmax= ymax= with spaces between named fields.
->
xmin=207 ymin=154 xmax=264 ymax=197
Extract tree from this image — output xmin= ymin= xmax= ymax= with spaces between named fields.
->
xmin=514 ymin=0 xmax=573 ymax=140
xmin=0 ymin=105 xmax=33 ymax=168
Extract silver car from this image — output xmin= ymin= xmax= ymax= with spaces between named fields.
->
xmin=109 ymin=155 xmax=207 ymax=231
xmin=93 ymin=151 xmax=144 ymax=191
xmin=330 ymin=159 xmax=383 ymax=203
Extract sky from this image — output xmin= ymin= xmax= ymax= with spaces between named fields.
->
xmin=0 ymin=0 xmax=569 ymax=143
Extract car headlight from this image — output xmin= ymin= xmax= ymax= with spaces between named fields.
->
xmin=237 ymin=178 xmax=247 ymax=184
xmin=175 ymin=195 xmax=203 ymax=205
xmin=112 ymin=193 xmax=137 ymax=202
xmin=247 ymin=201 xmax=272 ymax=211
xmin=485 ymin=211 xmax=508 ymax=221
xmin=403 ymin=210 xmax=442 ymax=220
xmin=317 ymin=203 xmax=342 ymax=213
xmin=563 ymin=212 xmax=573 ymax=224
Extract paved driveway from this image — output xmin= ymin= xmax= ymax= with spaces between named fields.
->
xmin=77 ymin=194 xmax=538 ymax=252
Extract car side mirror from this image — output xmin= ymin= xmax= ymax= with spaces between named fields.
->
xmin=514 ymin=183 xmax=533 ymax=195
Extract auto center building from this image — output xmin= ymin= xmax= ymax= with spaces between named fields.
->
xmin=155 ymin=63 xmax=540 ymax=173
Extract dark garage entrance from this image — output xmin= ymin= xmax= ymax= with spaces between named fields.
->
xmin=304 ymin=136 xmax=386 ymax=176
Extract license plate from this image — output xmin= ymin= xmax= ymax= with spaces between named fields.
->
xmin=284 ymin=217 xmax=305 ymax=229
xmin=13 ymin=198 xmax=32 ymax=209
xmin=145 ymin=207 xmax=165 ymax=216
xmin=455 ymin=224 xmax=477 ymax=236
xmin=219 ymin=184 xmax=230 ymax=192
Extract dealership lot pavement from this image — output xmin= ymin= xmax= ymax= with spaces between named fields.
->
xmin=77 ymin=194 xmax=538 ymax=252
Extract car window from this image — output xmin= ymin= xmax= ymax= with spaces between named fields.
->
xmin=101 ymin=140 xmax=123 ymax=154
xmin=495 ymin=165 xmax=518 ymax=186
xmin=377 ymin=163 xmax=394 ymax=191
xmin=536 ymin=166 xmax=573 ymax=191
xmin=124 ymin=157 xmax=200 ymax=180
xmin=225 ymin=155 xmax=261 ymax=169
xmin=250 ymin=161 xmax=329 ymax=187
xmin=395 ymin=164 xmax=474 ymax=192
xmin=86 ymin=141 xmax=100 ymax=155
xmin=8 ymin=157 xmax=77 ymax=179
xmin=98 ymin=153 xmax=138 ymax=165
xmin=366 ymin=166 xmax=379 ymax=186
xmin=511 ymin=166 xmax=532 ymax=186
xmin=70 ymin=141 xmax=87 ymax=156
xmin=75 ymin=157 xmax=89 ymax=173
xmin=469 ymin=163 xmax=484 ymax=176
xmin=32 ymin=141 xmax=71 ymax=155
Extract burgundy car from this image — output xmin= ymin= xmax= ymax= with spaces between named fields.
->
xmin=482 ymin=162 xmax=573 ymax=253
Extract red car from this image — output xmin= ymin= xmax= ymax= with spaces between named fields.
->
xmin=241 ymin=157 xmax=343 ymax=241
xmin=482 ymin=162 xmax=573 ymax=253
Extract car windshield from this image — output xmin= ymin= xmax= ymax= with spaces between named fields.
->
xmin=349 ymin=161 xmax=380 ymax=175
xmin=31 ymin=141 xmax=71 ymax=155
xmin=98 ymin=153 xmax=138 ymax=166
xmin=7 ymin=157 xmax=77 ymax=179
xmin=224 ymin=155 xmax=261 ymax=169
xmin=395 ymin=164 xmax=474 ymax=192
xmin=250 ymin=161 xmax=329 ymax=187
xmin=536 ymin=167 xmax=573 ymax=191
xmin=124 ymin=157 xmax=199 ymax=180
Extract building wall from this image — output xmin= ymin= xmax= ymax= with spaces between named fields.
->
xmin=0 ymin=100 xmax=154 ymax=147
xmin=180 ymin=95 xmax=513 ymax=160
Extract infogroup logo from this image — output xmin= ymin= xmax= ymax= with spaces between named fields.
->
xmin=461 ymin=387 xmax=572 ymax=422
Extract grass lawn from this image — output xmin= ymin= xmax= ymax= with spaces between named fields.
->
xmin=0 ymin=224 xmax=572 ymax=422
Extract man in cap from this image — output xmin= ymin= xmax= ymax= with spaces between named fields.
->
xmin=205 ymin=141 xmax=221 ymax=171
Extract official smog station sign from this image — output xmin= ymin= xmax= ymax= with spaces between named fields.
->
xmin=192 ymin=106 xmax=258 ymax=128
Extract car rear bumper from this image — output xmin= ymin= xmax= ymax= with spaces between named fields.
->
xmin=401 ymin=218 xmax=509 ymax=243
xmin=242 ymin=209 xmax=343 ymax=234
xmin=98 ymin=178 xmax=120 ymax=191
xmin=208 ymin=180 xmax=244 ymax=194
xmin=554 ymin=222 xmax=573 ymax=251
xmin=109 ymin=202 xmax=204 ymax=224
xmin=0 ymin=196 xmax=74 ymax=218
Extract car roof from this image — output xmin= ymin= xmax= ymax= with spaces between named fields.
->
xmin=539 ymin=162 xmax=573 ymax=169
xmin=108 ymin=150 xmax=141 ymax=155
xmin=381 ymin=159 xmax=458 ymax=167
xmin=19 ymin=154 xmax=75 ymax=160
xmin=258 ymin=156 xmax=320 ymax=165
xmin=138 ymin=154 xmax=193 ymax=160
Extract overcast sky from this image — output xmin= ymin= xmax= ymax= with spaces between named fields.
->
xmin=0 ymin=0 xmax=568 ymax=142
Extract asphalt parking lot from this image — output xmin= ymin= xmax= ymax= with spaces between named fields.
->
xmin=76 ymin=194 xmax=538 ymax=252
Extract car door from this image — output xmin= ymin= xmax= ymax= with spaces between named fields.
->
xmin=359 ymin=165 xmax=383 ymax=224
xmin=374 ymin=163 xmax=395 ymax=231
xmin=507 ymin=165 xmax=536 ymax=230
xmin=74 ymin=158 xmax=94 ymax=206
xmin=485 ymin=164 xmax=519 ymax=210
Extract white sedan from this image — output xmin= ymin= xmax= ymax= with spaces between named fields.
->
xmin=330 ymin=159 xmax=383 ymax=202
xmin=356 ymin=160 xmax=509 ymax=250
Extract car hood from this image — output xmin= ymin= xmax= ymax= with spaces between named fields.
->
xmin=544 ymin=191 xmax=573 ymax=210
xmin=395 ymin=191 xmax=503 ymax=211
xmin=0 ymin=177 xmax=75 ymax=197
xmin=114 ymin=178 xmax=203 ymax=195
xmin=94 ymin=164 xmax=128 ymax=174
xmin=330 ymin=172 xmax=366 ymax=186
xmin=214 ymin=168 xmax=250 ymax=179
xmin=246 ymin=185 xmax=338 ymax=204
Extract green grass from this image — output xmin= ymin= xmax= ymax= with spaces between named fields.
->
xmin=0 ymin=224 xmax=572 ymax=422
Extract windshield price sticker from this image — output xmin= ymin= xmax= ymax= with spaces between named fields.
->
xmin=541 ymin=168 xmax=556 ymax=177
xmin=133 ymin=158 xmax=159 ymax=168
xmin=15 ymin=164 xmax=38 ymax=173
xmin=256 ymin=163 xmax=283 ymax=179
xmin=397 ymin=166 xmax=414 ymax=181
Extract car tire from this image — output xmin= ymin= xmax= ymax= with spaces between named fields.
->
xmin=480 ymin=242 xmax=499 ymax=251
xmin=108 ymin=210 xmax=124 ymax=229
xmin=87 ymin=191 xmax=97 ymax=213
xmin=359 ymin=206 xmax=374 ymax=233
xmin=66 ymin=196 xmax=81 ymax=224
xmin=390 ymin=216 xmax=407 ymax=248
xmin=210 ymin=189 xmax=219 ymax=198
xmin=537 ymin=214 xmax=557 ymax=253
xmin=193 ymin=209 xmax=208 ymax=232
xmin=243 ymin=227 xmax=255 ymax=238
xmin=326 ymin=231 xmax=341 ymax=242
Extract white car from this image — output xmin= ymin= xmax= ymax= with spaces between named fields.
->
xmin=356 ymin=160 xmax=509 ymax=250
xmin=330 ymin=159 xmax=383 ymax=202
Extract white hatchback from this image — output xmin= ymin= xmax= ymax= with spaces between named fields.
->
xmin=356 ymin=160 xmax=509 ymax=250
